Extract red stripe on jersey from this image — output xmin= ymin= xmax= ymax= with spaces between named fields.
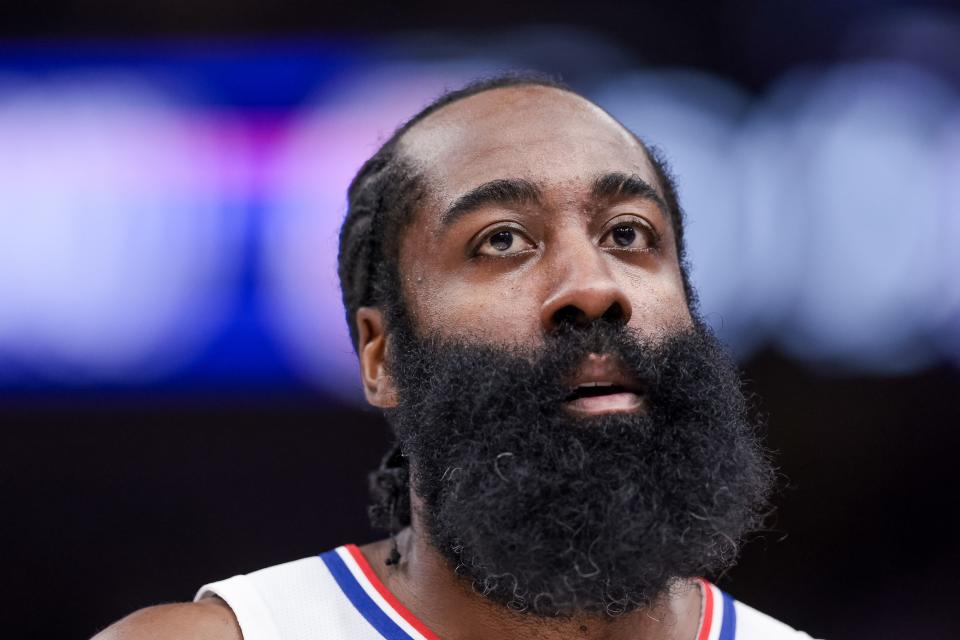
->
xmin=697 ymin=578 xmax=714 ymax=640
xmin=345 ymin=544 xmax=442 ymax=640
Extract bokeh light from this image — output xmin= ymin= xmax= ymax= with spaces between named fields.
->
xmin=0 ymin=75 xmax=247 ymax=382
xmin=767 ymin=62 xmax=957 ymax=372
xmin=1 ymin=43 xmax=958 ymax=398
xmin=259 ymin=62 xmax=497 ymax=398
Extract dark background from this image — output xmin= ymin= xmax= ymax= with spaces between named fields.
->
xmin=7 ymin=0 xmax=960 ymax=89
xmin=3 ymin=2 xmax=960 ymax=639
xmin=8 ymin=356 xmax=960 ymax=638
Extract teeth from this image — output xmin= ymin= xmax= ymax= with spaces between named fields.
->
xmin=578 ymin=381 xmax=614 ymax=388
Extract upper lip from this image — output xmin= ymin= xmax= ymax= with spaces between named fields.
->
xmin=566 ymin=355 xmax=644 ymax=396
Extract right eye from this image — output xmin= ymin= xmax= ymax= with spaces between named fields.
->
xmin=474 ymin=228 xmax=535 ymax=257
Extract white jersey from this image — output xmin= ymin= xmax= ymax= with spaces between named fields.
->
xmin=196 ymin=544 xmax=817 ymax=640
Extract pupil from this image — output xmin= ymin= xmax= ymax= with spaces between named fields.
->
xmin=613 ymin=226 xmax=636 ymax=247
xmin=490 ymin=230 xmax=513 ymax=251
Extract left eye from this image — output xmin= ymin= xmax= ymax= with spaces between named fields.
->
xmin=610 ymin=225 xmax=637 ymax=247
xmin=475 ymin=228 xmax=535 ymax=257
xmin=489 ymin=230 xmax=514 ymax=251
xmin=602 ymin=222 xmax=651 ymax=249
xmin=600 ymin=216 xmax=660 ymax=250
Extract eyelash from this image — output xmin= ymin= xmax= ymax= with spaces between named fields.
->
xmin=470 ymin=225 xmax=536 ymax=259
xmin=601 ymin=217 xmax=662 ymax=251
xmin=470 ymin=217 xmax=661 ymax=258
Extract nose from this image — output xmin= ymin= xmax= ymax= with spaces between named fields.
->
xmin=539 ymin=242 xmax=633 ymax=332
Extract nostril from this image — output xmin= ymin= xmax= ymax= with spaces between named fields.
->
xmin=602 ymin=302 xmax=626 ymax=325
xmin=552 ymin=305 xmax=588 ymax=328
xmin=551 ymin=301 xmax=628 ymax=330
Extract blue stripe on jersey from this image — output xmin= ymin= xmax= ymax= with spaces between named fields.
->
xmin=718 ymin=589 xmax=737 ymax=640
xmin=319 ymin=550 xmax=414 ymax=640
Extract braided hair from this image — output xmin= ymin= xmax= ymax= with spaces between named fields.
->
xmin=335 ymin=72 xmax=694 ymax=548
xmin=338 ymin=73 xmax=573 ymax=351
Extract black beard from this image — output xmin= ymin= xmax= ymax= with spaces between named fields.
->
xmin=384 ymin=314 xmax=774 ymax=618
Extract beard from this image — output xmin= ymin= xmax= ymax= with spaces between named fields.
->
xmin=383 ymin=311 xmax=774 ymax=618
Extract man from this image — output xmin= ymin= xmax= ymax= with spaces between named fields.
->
xmin=96 ymin=74 xmax=817 ymax=639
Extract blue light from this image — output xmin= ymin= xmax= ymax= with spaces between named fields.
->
xmin=0 ymin=76 xmax=247 ymax=382
xmin=259 ymin=62 xmax=500 ymax=399
xmin=1 ymin=43 xmax=959 ymax=396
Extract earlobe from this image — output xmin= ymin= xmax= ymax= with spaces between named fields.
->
xmin=356 ymin=307 xmax=398 ymax=408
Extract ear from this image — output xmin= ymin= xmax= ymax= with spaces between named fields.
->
xmin=355 ymin=306 xmax=398 ymax=408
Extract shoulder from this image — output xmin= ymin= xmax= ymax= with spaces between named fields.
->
xmin=91 ymin=597 xmax=242 ymax=640
xmin=734 ymin=598 xmax=819 ymax=639
xmin=93 ymin=554 xmax=337 ymax=640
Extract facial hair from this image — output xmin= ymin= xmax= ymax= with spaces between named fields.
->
xmin=384 ymin=314 xmax=774 ymax=618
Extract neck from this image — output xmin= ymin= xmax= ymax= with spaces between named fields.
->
xmin=361 ymin=518 xmax=702 ymax=640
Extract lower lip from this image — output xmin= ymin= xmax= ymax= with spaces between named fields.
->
xmin=565 ymin=392 xmax=644 ymax=415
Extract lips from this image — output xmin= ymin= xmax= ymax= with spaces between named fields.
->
xmin=564 ymin=355 xmax=645 ymax=415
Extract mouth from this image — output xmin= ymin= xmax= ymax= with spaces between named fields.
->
xmin=563 ymin=356 xmax=645 ymax=415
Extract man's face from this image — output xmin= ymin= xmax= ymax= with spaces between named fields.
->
xmin=395 ymin=86 xmax=692 ymax=350
xmin=371 ymin=86 xmax=771 ymax=618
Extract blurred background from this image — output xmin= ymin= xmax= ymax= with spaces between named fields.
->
xmin=2 ymin=1 xmax=960 ymax=638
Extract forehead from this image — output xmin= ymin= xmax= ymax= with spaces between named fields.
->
xmin=398 ymin=86 xmax=658 ymax=206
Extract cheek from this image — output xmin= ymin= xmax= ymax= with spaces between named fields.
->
xmin=398 ymin=221 xmax=548 ymax=342
xmin=407 ymin=269 xmax=691 ymax=344
xmin=407 ymin=272 xmax=545 ymax=343
xmin=625 ymin=269 xmax=694 ymax=338
xmin=399 ymin=232 xmax=693 ymax=342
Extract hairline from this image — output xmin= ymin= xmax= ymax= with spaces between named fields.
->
xmin=388 ymin=83 xmax=679 ymax=249
xmin=338 ymin=76 xmax=695 ymax=351
xmin=392 ymin=83 xmax=664 ymax=194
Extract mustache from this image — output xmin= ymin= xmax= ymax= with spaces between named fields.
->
xmin=388 ymin=318 xmax=671 ymax=405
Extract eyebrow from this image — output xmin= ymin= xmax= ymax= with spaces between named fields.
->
xmin=591 ymin=172 xmax=667 ymax=213
xmin=440 ymin=178 xmax=543 ymax=226
xmin=438 ymin=172 xmax=667 ymax=227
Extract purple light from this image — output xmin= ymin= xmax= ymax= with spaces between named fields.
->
xmin=0 ymin=76 xmax=248 ymax=382
xmin=260 ymin=63 xmax=498 ymax=400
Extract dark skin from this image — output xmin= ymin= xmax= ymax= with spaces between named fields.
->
xmin=94 ymin=86 xmax=700 ymax=640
